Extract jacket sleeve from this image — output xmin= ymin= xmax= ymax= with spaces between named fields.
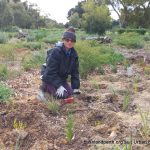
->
xmin=71 ymin=56 xmax=80 ymax=89
xmin=42 ymin=49 xmax=63 ymax=89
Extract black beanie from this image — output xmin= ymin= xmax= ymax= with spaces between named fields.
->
xmin=62 ymin=31 xmax=76 ymax=42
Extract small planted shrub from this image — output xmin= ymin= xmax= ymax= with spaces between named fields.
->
xmin=122 ymin=91 xmax=131 ymax=112
xmin=144 ymin=66 xmax=150 ymax=75
xmin=139 ymin=108 xmax=150 ymax=139
xmin=47 ymin=100 xmax=60 ymax=115
xmin=66 ymin=114 xmax=74 ymax=141
xmin=0 ymin=32 xmax=8 ymax=43
xmin=143 ymin=35 xmax=150 ymax=41
xmin=0 ymin=64 xmax=8 ymax=80
xmin=0 ymin=83 xmax=12 ymax=102
xmin=111 ymin=64 xmax=117 ymax=73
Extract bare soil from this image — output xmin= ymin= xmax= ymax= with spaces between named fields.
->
xmin=0 ymin=47 xmax=150 ymax=150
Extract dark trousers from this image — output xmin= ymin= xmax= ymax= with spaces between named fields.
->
xmin=41 ymin=82 xmax=73 ymax=99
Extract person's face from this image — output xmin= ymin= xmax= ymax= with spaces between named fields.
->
xmin=63 ymin=38 xmax=75 ymax=49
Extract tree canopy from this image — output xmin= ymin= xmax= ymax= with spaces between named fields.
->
xmin=0 ymin=0 xmax=63 ymax=29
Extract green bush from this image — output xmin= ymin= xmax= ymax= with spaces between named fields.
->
xmin=0 ymin=83 xmax=12 ymax=102
xmin=0 ymin=32 xmax=8 ymax=43
xmin=0 ymin=26 xmax=19 ymax=32
xmin=0 ymin=44 xmax=16 ymax=61
xmin=27 ymin=35 xmax=36 ymax=42
xmin=22 ymin=51 xmax=45 ymax=71
xmin=144 ymin=35 xmax=150 ymax=41
xmin=0 ymin=64 xmax=8 ymax=80
xmin=43 ymin=37 xmax=58 ymax=44
xmin=115 ymin=32 xmax=144 ymax=49
xmin=23 ymin=42 xmax=42 ymax=50
xmin=28 ymin=29 xmax=48 ymax=41
xmin=118 ymin=28 xmax=147 ymax=35
xmin=75 ymin=41 xmax=124 ymax=78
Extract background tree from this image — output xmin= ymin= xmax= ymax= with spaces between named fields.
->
xmin=106 ymin=0 xmax=150 ymax=28
xmin=82 ymin=0 xmax=111 ymax=35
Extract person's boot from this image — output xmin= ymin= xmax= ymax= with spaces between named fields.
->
xmin=36 ymin=89 xmax=47 ymax=102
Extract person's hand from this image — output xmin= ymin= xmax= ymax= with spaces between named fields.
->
xmin=73 ymin=89 xmax=81 ymax=95
xmin=56 ymin=86 xmax=67 ymax=97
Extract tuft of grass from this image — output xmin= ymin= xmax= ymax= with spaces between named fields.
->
xmin=0 ymin=44 xmax=16 ymax=61
xmin=144 ymin=66 xmax=150 ymax=75
xmin=138 ymin=108 xmax=150 ymax=139
xmin=0 ymin=64 xmax=8 ymax=81
xmin=0 ymin=83 xmax=12 ymax=102
xmin=66 ymin=114 xmax=74 ymax=141
xmin=108 ymin=85 xmax=116 ymax=96
xmin=111 ymin=64 xmax=117 ymax=73
xmin=113 ymin=143 xmax=132 ymax=150
xmin=13 ymin=118 xmax=27 ymax=130
xmin=47 ymin=100 xmax=60 ymax=115
xmin=122 ymin=90 xmax=131 ymax=112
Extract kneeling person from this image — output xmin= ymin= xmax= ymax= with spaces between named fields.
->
xmin=39 ymin=31 xmax=80 ymax=100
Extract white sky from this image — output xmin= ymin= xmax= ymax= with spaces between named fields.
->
xmin=22 ymin=0 xmax=118 ymax=24
xmin=22 ymin=0 xmax=83 ymax=23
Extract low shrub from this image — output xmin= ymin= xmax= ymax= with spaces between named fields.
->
xmin=21 ymin=51 xmax=45 ymax=71
xmin=23 ymin=42 xmax=42 ymax=50
xmin=75 ymin=41 xmax=124 ymax=78
xmin=0 ymin=32 xmax=8 ymax=44
xmin=115 ymin=32 xmax=144 ymax=49
xmin=0 ymin=83 xmax=12 ymax=102
xmin=0 ymin=64 xmax=8 ymax=80
xmin=0 ymin=44 xmax=16 ymax=61
xmin=118 ymin=28 xmax=147 ymax=35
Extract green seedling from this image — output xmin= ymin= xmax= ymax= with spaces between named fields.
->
xmin=66 ymin=114 xmax=74 ymax=141
xmin=13 ymin=118 xmax=27 ymax=150
xmin=113 ymin=143 xmax=132 ymax=150
xmin=133 ymin=75 xmax=141 ymax=83
xmin=47 ymin=100 xmax=60 ymax=115
xmin=91 ymin=79 xmax=99 ymax=89
xmin=108 ymin=85 xmax=116 ymax=96
xmin=122 ymin=91 xmax=131 ymax=111
xmin=13 ymin=118 xmax=27 ymax=130
xmin=111 ymin=64 xmax=117 ymax=73
xmin=144 ymin=66 xmax=150 ymax=75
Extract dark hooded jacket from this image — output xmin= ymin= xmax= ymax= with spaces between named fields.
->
xmin=42 ymin=44 xmax=80 ymax=89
